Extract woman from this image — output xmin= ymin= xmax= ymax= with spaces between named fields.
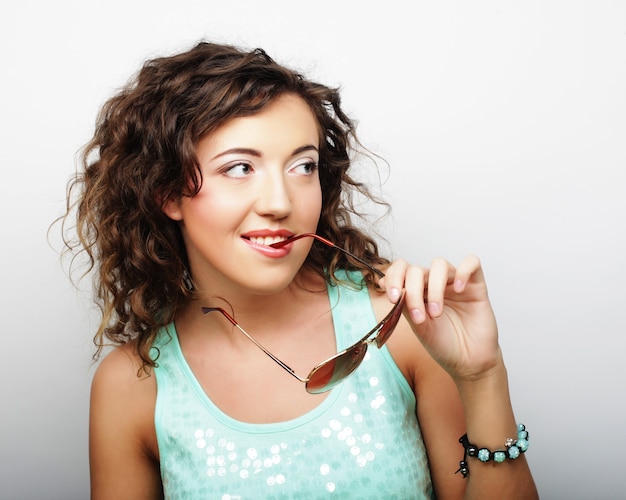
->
xmin=64 ymin=41 xmax=537 ymax=499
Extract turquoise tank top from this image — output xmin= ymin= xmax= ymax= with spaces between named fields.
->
xmin=153 ymin=271 xmax=433 ymax=499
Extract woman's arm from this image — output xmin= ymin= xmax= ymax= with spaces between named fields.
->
xmin=416 ymin=344 xmax=536 ymax=499
xmin=89 ymin=345 xmax=163 ymax=500
xmin=381 ymin=256 xmax=538 ymax=499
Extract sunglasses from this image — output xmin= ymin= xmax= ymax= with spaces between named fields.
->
xmin=201 ymin=233 xmax=405 ymax=394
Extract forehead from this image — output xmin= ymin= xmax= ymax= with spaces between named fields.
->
xmin=198 ymin=94 xmax=321 ymax=155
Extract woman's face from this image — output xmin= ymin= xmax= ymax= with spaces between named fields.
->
xmin=164 ymin=93 xmax=323 ymax=296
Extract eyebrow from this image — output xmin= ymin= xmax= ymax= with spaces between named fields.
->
xmin=211 ymin=144 xmax=319 ymax=161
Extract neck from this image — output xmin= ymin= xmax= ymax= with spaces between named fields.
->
xmin=176 ymin=269 xmax=328 ymax=340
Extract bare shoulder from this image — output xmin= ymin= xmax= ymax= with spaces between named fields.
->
xmin=90 ymin=343 xmax=162 ymax=499
xmin=90 ymin=341 xmax=158 ymax=447
xmin=93 ymin=342 xmax=144 ymax=381
xmin=91 ymin=342 xmax=157 ymax=419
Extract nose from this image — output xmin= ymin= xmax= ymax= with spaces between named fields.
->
xmin=254 ymin=170 xmax=292 ymax=219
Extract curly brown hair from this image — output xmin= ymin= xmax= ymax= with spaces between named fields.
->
xmin=62 ymin=41 xmax=389 ymax=371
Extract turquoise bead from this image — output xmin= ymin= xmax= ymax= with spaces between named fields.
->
xmin=508 ymin=445 xmax=521 ymax=459
xmin=493 ymin=451 xmax=507 ymax=463
xmin=477 ymin=448 xmax=490 ymax=462
xmin=517 ymin=438 xmax=529 ymax=452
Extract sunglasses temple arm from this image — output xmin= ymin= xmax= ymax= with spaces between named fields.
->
xmin=231 ymin=324 xmax=309 ymax=383
xmin=274 ymin=233 xmax=385 ymax=279
xmin=332 ymin=245 xmax=385 ymax=279
xmin=202 ymin=307 xmax=309 ymax=384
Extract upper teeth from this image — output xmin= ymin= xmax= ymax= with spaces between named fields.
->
xmin=249 ymin=236 xmax=287 ymax=246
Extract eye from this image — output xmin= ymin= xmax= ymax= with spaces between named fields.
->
xmin=290 ymin=160 xmax=318 ymax=176
xmin=224 ymin=162 xmax=253 ymax=178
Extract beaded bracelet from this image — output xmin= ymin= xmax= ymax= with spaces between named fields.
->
xmin=456 ymin=423 xmax=529 ymax=478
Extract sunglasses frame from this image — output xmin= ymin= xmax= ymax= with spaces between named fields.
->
xmin=201 ymin=233 xmax=405 ymax=394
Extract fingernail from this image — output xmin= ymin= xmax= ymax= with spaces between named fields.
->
xmin=389 ymin=287 xmax=400 ymax=302
xmin=428 ymin=302 xmax=440 ymax=316
xmin=454 ymin=279 xmax=464 ymax=292
xmin=411 ymin=308 xmax=424 ymax=323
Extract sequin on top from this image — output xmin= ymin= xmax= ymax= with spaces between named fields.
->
xmin=153 ymin=271 xmax=434 ymax=499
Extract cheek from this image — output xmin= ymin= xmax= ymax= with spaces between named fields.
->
xmin=296 ymin=183 xmax=323 ymax=224
xmin=181 ymin=190 xmax=240 ymax=238
xmin=190 ymin=183 xmax=250 ymax=215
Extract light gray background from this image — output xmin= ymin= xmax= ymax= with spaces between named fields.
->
xmin=2 ymin=1 xmax=624 ymax=499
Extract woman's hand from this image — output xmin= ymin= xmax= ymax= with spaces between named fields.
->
xmin=379 ymin=256 xmax=501 ymax=382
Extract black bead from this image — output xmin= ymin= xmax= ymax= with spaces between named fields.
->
xmin=455 ymin=460 xmax=469 ymax=478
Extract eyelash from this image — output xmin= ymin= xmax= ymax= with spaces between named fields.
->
xmin=223 ymin=162 xmax=252 ymax=177
xmin=293 ymin=161 xmax=318 ymax=175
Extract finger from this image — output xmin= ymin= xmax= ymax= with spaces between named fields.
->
xmin=404 ymin=265 xmax=428 ymax=324
xmin=453 ymin=255 xmax=484 ymax=293
xmin=379 ymin=259 xmax=409 ymax=303
xmin=426 ymin=257 xmax=456 ymax=318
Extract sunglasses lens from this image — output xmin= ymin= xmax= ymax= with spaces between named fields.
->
xmin=306 ymin=343 xmax=368 ymax=394
xmin=376 ymin=294 xmax=405 ymax=348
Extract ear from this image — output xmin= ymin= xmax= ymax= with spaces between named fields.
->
xmin=161 ymin=196 xmax=184 ymax=221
